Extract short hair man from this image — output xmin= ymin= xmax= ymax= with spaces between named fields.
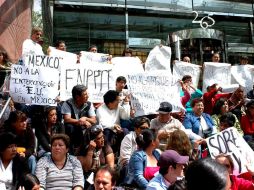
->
xmin=61 ymin=84 xmax=96 ymax=153
xmin=212 ymin=52 xmax=220 ymax=63
xmin=89 ymin=45 xmax=98 ymax=53
xmin=55 ymin=40 xmax=66 ymax=51
xmin=22 ymin=27 xmax=44 ymax=55
xmin=94 ymin=166 xmax=116 ymax=190
xmin=150 ymin=102 xmax=202 ymax=150
xmin=147 ymin=150 xmax=189 ymax=190
xmin=96 ymin=90 xmax=130 ymax=152
xmin=240 ymin=56 xmax=249 ymax=65
xmin=183 ymin=56 xmax=190 ymax=63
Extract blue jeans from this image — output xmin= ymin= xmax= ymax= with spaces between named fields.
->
xmin=28 ymin=155 xmax=37 ymax=174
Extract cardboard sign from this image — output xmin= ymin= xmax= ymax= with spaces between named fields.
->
xmin=80 ymin=51 xmax=110 ymax=64
xmin=60 ymin=62 xmax=114 ymax=102
xmin=128 ymin=71 xmax=184 ymax=116
xmin=10 ymin=64 xmax=59 ymax=106
xmin=207 ymin=127 xmax=254 ymax=175
xmin=173 ymin=61 xmax=201 ymax=87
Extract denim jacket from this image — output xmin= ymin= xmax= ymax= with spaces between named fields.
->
xmin=124 ymin=149 xmax=160 ymax=190
xmin=183 ymin=112 xmax=216 ymax=138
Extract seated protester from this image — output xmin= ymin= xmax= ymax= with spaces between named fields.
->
xmin=180 ymin=75 xmax=203 ymax=113
xmin=96 ymin=90 xmax=130 ymax=153
xmin=179 ymin=79 xmax=191 ymax=108
xmin=35 ymin=134 xmax=84 ymax=190
xmin=115 ymin=76 xmax=135 ymax=131
xmin=61 ymin=84 xmax=96 ymax=153
xmin=228 ymin=87 xmax=245 ymax=120
xmin=0 ymin=132 xmax=29 ymax=190
xmin=118 ymin=117 xmax=150 ymax=182
xmin=211 ymin=98 xmax=243 ymax=135
xmin=93 ymin=166 xmax=117 ymax=190
xmin=185 ymin=158 xmax=230 ymax=190
xmin=35 ymin=106 xmax=65 ymax=158
xmin=125 ymin=129 xmax=160 ymax=189
xmin=240 ymin=100 xmax=254 ymax=142
xmin=147 ymin=150 xmax=189 ymax=190
xmin=216 ymin=154 xmax=254 ymax=190
xmin=151 ymin=102 xmax=202 ymax=150
xmin=1 ymin=111 xmax=36 ymax=174
xmin=183 ymin=98 xmax=217 ymax=139
xmin=203 ymin=83 xmax=230 ymax=115
xmin=76 ymin=125 xmax=114 ymax=189
xmin=166 ymin=129 xmax=204 ymax=161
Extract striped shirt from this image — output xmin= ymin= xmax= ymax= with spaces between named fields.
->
xmin=35 ymin=154 xmax=84 ymax=190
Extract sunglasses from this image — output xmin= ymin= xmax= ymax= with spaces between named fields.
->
xmin=91 ymin=125 xmax=103 ymax=134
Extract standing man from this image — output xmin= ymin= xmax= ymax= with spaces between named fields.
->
xmin=211 ymin=52 xmax=220 ymax=63
xmin=147 ymin=150 xmax=189 ymax=190
xmin=55 ymin=40 xmax=67 ymax=51
xmin=22 ymin=27 xmax=44 ymax=55
xmin=61 ymin=85 xmax=97 ymax=153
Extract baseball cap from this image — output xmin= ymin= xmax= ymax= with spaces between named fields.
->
xmin=158 ymin=150 xmax=189 ymax=166
xmin=157 ymin=102 xmax=172 ymax=114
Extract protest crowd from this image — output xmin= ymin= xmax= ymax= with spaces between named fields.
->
xmin=1 ymin=26 xmax=254 ymax=190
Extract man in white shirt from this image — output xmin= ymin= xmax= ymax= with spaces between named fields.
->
xmin=150 ymin=102 xmax=202 ymax=150
xmin=22 ymin=27 xmax=44 ymax=56
xmin=96 ymin=90 xmax=130 ymax=153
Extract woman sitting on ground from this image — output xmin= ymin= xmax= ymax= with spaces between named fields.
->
xmin=125 ymin=129 xmax=160 ymax=189
xmin=241 ymin=100 xmax=254 ymax=142
xmin=35 ymin=134 xmax=84 ymax=190
xmin=0 ymin=132 xmax=29 ymax=190
xmin=76 ymin=124 xmax=114 ymax=188
xmin=212 ymin=98 xmax=243 ymax=135
xmin=35 ymin=106 xmax=65 ymax=157
xmin=1 ymin=110 xmax=36 ymax=174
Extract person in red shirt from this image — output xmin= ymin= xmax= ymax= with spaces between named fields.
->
xmin=216 ymin=154 xmax=254 ymax=190
xmin=241 ymin=100 xmax=254 ymax=142
xmin=203 ymin=83 xmax=230 ymax=114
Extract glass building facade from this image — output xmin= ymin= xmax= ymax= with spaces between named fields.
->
xmin=50 ymin=0 xmax=254 ymax=64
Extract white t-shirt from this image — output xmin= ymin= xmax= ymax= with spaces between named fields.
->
xmin=22 ymin=39 xmax=44 ymax=56
xmin=0 ymin=159 xmax=14 ymax=190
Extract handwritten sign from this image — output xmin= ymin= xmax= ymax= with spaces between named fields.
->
xmin=48 ymin=46 xmax=77 ymax=68
xmin=128 ymin=71 xmax=183 ymax=117
xmin=80 ymin=51 xmax=110 ymax=64
xmin=60 ymin=62 xmax=114 ymax=102
xmin=202 ymin=62 xmax=231 ymax=92
xmin=231 ymin=65 xmax=254 ymax=93
xmin=22 ymin=54 xmax=61 ymax=70
xmin=10 ymin=64 xmax=60 ymax=106
xmin=173 ymin=61 xmax=201 ymax=87
xmin=207 ymin=127 xmax=254 ymax=175
xmin=145 ymin=45 xmax=172 ymax=71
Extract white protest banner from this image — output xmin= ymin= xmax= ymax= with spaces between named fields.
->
xmin=60 ymin=62 xmax=114 ymax=102
xmin=10 ymin=64 xmax=59 ymax=106
xmin=111 ymin=57 xmax=144 ymax=82
xmin=173 ymin=61 xmax=201 ymax=87
xmin=145 ymin=45 xmax=172 ymax=71
xmin=80 ymin=51 xmax=110 ymax=64
xmin=48 ymin=46 xmax=77 ymax=68
xmin=207 ymin=127 xmax=254 ymax=175
xmin=127 ymin=71 xmax=183 ymax=117
xmin=202 ymin=62 xmax=231 ymax=92
xmin=231 ymin=65 xmax=254 ymax=93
